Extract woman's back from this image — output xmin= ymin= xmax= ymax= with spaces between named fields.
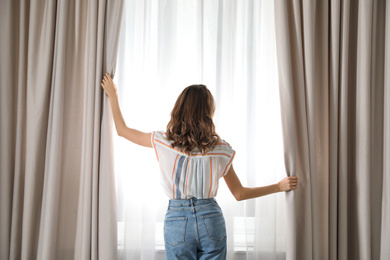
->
xmin=152 ymin=131 xmax=235 ymax=199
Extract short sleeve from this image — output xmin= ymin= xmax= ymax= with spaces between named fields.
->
xmin=151 ymin=131 xmax=162 ymax=161
xmin=222 ymin=147 xmax=235 ymax=177
xmin=213 ymin=140 xmax=235 ymax=178
xmin=151 ymin=131 xmax=177 ymax=162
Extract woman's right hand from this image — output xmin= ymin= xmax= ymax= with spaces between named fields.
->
xmin=101 ymin=73 xmax=118 ymax=99
xmin=277 ymin=176 xmax=298 ymax=191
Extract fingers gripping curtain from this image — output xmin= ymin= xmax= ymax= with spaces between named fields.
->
xmin=274 ymin=0 xmax=390 ymax=260
xmin=0 ymin=0 xmax=123 ymax=259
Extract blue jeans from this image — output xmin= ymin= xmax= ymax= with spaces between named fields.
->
xmin=164 ymin=198 xmax=227 ymax=260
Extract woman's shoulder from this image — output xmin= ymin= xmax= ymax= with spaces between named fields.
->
xmin=152 ymin=130 xmax=166 ymax=139
xmin=152 ymin=131 xmax=234 ymax=156
xmin=152 ymin=131 xmax=184 ymax=154
xmin=220 ymin=139 xmax=233 ymax=148
xmin=214 ymin=137 xmax=233 ymax=149
xmin=208 ymin=139 xmax=235 ymax=156
xmin=152 ymin=131 xmax=171 ymax=145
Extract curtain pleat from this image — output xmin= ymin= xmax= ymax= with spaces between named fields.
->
xmin=274 ymin=0 xmax=390 ymax=259
xmin=0 ymin=0 xmax=123 ymax=259
xmin=380 ymin=2 xmax=390 ymax=259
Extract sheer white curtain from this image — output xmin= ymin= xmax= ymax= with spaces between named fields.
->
xmin=115 ymin=1 xmax=286 ymax=259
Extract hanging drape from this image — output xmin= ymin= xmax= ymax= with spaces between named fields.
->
xmin=274 ymin=0 xmax=390 ymax=259
xmin=0 ymin=0 xmax=123 ymax=259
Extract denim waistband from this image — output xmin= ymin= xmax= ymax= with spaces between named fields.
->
xmin=168 ymin=197 xmax=216 ymax=207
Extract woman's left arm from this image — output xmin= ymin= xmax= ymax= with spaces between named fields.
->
xmin=223 ymin=165 xmax=298 ymax=201
xmin=101 ymin=73 xmax=152 ymax=148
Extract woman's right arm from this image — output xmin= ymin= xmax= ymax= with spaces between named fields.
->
xmin=101 ymin=73 xmax=152 ymax=148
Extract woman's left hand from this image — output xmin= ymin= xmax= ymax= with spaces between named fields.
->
xmin=277 ymin=176 xmax=298 ymax=191
xmin=101 ymin=73 xmax=117 ymax=99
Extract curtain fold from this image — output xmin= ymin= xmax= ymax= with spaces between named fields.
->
xmin=274 ymin=0 xmax=390 ymax=259
xmin=381 ymin=2 xmax=390 ymax=258
xmin=0 ymin=0 xmax=123 ymax=259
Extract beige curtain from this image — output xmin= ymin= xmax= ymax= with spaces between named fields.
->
xmin=0 ymin=0 xmax=123 ymax=259
xmin=274 ymin=0 xmax=390 ymax=259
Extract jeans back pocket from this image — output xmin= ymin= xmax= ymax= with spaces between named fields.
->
xmin=164 ymin=216 xmax=188 ymax=246
xmin=202 ymin=213 xmax=226 ymax=242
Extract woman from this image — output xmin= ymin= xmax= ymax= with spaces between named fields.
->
xmin=101 ymin=73 xmax=298 ymax=260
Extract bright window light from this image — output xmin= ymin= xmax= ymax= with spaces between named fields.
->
xmin=114 ymin=1 xmax=286 ymax=258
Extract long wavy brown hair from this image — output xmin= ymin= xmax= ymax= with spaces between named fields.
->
xmin=166 ymin=84 xmax=220 ymax=154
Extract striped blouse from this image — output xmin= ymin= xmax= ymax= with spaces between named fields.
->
xmin=151 ymin=131 xmax=235 ymax=199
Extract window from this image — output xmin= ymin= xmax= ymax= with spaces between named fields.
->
xmin=115 ymin=1 xmax=286 ymax=259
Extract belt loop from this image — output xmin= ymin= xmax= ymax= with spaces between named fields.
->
xmin=190 ymin=198 xmax=196 ymax=213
